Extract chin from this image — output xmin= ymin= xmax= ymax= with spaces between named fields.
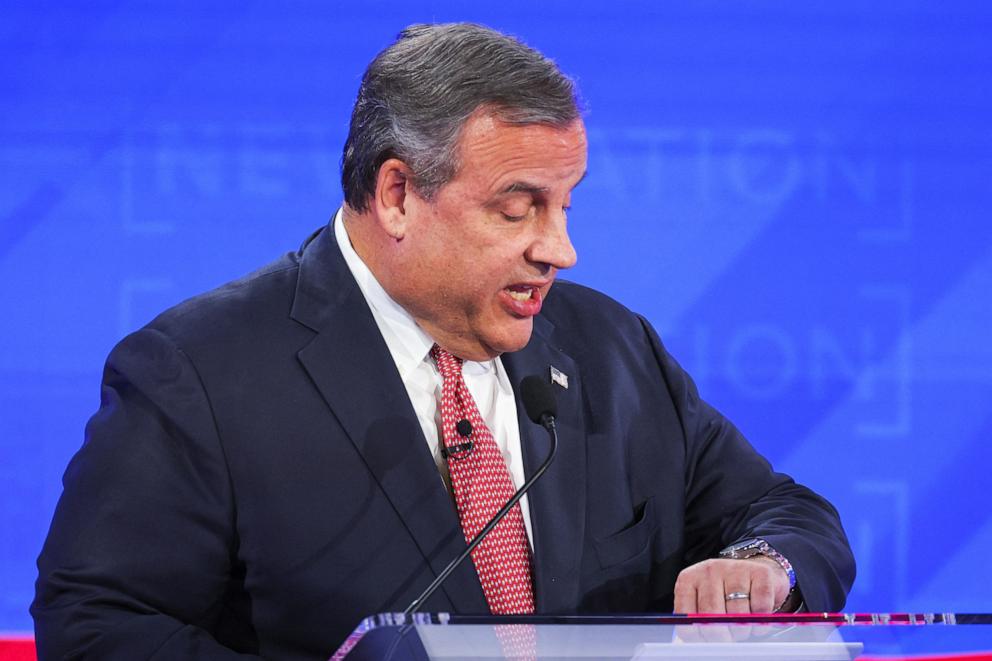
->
xmin=486 ymin=318 xmax=535 ymax=356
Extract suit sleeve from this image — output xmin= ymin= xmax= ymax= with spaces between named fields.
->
xmin=639 ymin=316 xmax=856 ymax=612
xmin=32 ymin=328 xmax=261 ymax=660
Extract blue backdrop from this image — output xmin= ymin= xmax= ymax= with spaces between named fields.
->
xmin=3 ymin=2 xmax=991 ymax=632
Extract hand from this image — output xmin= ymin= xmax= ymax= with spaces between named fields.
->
xmin=673 ymin=556 xmax=791 ymax=614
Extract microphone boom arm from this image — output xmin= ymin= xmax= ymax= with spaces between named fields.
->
xmin=403 ymin=414 xmax=558 ymax=617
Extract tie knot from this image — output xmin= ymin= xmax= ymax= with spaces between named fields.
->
xmin=430 ymin=343 xmax=464 ymax=380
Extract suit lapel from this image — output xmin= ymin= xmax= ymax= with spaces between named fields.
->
xmin=502 ymin=315 xmax=587 ymax=614
xmin=290 ymin=224 xmax=487 ymax=613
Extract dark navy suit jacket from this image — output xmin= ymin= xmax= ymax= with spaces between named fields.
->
xmin=33 ymin=221 xmax=855 ymax=660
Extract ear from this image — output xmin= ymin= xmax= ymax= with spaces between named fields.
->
xmin=373 ymin=158 xmax=414 ymax=240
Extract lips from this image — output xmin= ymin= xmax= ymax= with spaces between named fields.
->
xmin=501 ymin=283 xmax=546 ymax=317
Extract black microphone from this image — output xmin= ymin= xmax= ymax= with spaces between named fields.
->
xmin=403 ymin=375 xmax=559 ymax=616
xmin=440 ymin=419 xmax=474 ymax=460
xmin=520 ymin=375 xmax=558 ymax=429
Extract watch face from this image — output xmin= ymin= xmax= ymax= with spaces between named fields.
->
xmin=724 ymin=539 xmax=763 ymax=557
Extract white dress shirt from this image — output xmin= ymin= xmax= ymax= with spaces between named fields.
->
xmin=333 ymin=210 xmax=534 ymax=546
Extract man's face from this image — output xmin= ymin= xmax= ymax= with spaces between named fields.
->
xmin=391 ymin=113 xmax=587 ymax=361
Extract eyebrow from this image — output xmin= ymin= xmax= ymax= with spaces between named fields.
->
xmin=499 ymin=181 xmax=548 ymax=196
xmin=497 ymin=170 xmax=589 ymax=196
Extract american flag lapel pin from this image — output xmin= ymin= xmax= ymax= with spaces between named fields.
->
xmin=549 ymin=365 xmax=569 ymax=390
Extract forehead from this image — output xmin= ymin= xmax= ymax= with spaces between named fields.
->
xmin=451 ymin=113 xmax=588 ymax=194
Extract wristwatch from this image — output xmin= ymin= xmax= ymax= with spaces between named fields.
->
xmin=719 ymin=538 xmax=797 ymax=592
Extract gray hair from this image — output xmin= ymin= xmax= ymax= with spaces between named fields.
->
xmin=341 ymin=23 xmax=581 ymax=212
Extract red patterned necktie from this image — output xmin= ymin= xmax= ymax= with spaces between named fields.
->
xmin=430 ymin=344 xmax=535 ymax=615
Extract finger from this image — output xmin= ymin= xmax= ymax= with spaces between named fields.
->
xmin=673 ymin=574 xmax=697 ymax=615
xmin=696 ymin=573 xmax=727 ymax=614
xmin=745 ymin=556 xmax=792 ymax=612
xmin=722 ymin=574 xmax=753 ymax=642
xmin=748 ymin=570 xmax=778 ymax=614
xmin=723 ymin=579 xmax=752 ymax=615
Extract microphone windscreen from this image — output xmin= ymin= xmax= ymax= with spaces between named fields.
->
xmin=520 ymin=375 xmax=558 ymax=423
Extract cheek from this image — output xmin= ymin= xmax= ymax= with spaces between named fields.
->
xmin=445 ymin=261 xmax=502 ymax=313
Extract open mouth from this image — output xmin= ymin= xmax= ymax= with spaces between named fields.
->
xmin=506 ymin=286 xmax=534 ymax=301
xmin=501 ymin=283 xmax=545 ymax=316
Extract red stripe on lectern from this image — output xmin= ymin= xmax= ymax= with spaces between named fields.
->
xmin=0 ymin=635 xmax=37 ymax=661
xmin=860 ymin=654 xmax=992 ymax=661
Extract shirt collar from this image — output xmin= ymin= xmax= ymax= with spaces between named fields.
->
xmin=334 ymin=208 xmax=435 ymax=379
xmin=334 ymin=208 xmax=500 ymax=380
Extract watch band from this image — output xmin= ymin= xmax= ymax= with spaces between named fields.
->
xmin=718 ymin=538 xmax=797 ymax=590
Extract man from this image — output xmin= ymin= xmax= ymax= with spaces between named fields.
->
xmin=33 ymin=23 xmax=855 ymax=660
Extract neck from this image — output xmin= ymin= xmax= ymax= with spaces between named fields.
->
xmin=340 ymin=206 xmax=503 ymax=363
xmin=341 ymin=206 xmax=388 ymax=279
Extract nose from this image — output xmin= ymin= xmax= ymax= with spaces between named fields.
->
xmin=528 ymin=210 xmax=578 ymax=272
